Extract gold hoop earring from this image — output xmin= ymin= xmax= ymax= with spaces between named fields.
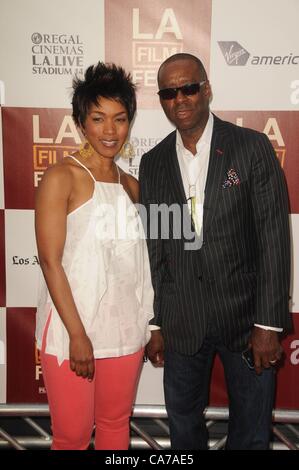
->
xmin=79 ymin=140 xmax=94 ymax=158
xmin=120 ymin=140 xmax=135 ymax=160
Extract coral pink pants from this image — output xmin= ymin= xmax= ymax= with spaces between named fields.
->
xmin=40 ymin=316 xmax=143 ymax=450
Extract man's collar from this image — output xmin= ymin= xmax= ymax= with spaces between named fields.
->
xmin=176 ymin=112 xmax=214 ymax=152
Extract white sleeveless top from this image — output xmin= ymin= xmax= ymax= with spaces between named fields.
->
xmin=35 ymin=156 xmax=154 ymax=365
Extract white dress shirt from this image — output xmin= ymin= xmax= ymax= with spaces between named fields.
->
xmin=176 ymin=112 xmax=213 ymax=238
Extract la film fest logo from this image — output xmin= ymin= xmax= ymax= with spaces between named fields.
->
xmin=218 ymin=41 xmax=299 ymax=66
xmin=132 ymin=8 xmax=183 ymax=88
xmin=32 ymin=113 xmax=163 ymax=185
xmin=35 ymin=341 xmax=46 ymax=393
xmin=235 ymin=116 xmax=286 ymax=168
xmin=31 ymin=32 xmax=84 ymax=76
xmin=32 ymin=113 xmax=80 ymax=186
xmin=32 ymin=113 xmax=163 ymax=184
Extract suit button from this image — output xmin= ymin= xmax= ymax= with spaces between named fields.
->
xmin=198 ymin=275 xmax=203 ymax=281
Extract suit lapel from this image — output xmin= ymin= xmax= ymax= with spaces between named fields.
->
xmin=163 ymin=132 xmax=187 ymax=205
xmin=163 ymin=132 xmax=199 ymax=239
xmin=203 ymin=116 xmax=230 ymax=235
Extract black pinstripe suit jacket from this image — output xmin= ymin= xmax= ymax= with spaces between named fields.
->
xmin=139 ymin=115 xmax=291 ymax=354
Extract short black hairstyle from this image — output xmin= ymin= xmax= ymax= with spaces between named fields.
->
xmin=157 ymin=53 xmax=207 ymax=86
xmin=72 ymin=62 xmax=136 ymax=127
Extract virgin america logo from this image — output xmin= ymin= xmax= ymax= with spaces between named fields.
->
xmin=218 ymin=41 xmax=250 ymax=66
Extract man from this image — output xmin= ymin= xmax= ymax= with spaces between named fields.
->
xmin=139 ymin=53 xmax=291 ymax=450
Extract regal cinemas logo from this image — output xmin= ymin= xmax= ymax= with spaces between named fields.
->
xmin=31 ymin=32 xmax=84 ymax=76
xmin=32 ymin=114 xmax=80 ymax=186
xmin=120 ymin=136 xmax=163 ymax=176
xmin=132 ymin=8 xmax=183 ymax=87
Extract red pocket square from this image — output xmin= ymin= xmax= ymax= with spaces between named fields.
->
xmin=222 ymin=168 xmax=241 ymax=188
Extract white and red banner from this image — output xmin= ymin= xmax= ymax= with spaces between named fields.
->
xmin=0 ymin=0 xmax=298 ymax=407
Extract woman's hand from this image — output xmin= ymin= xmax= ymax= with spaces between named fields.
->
xmin=69 ymin=333 xmax=95 ymax=381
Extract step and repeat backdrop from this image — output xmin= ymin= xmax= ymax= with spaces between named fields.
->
xmin=0 ymin=0 xmax=298 ymax=407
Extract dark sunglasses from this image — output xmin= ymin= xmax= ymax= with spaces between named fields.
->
xmin=157 ymin=81 xmax=206 ymax=100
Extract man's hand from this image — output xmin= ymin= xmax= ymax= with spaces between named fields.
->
xmin=145 ymin=330 xmax=164 ymax=367
xmin=249 ymin=326 xmax=283 ymax=375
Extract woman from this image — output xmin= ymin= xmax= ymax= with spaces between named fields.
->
xmin=35 ymin=62 xmax=154 ymax=450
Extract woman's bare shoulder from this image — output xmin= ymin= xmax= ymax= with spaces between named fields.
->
xmin=37 ymin=157 xmax=76 ymax=193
